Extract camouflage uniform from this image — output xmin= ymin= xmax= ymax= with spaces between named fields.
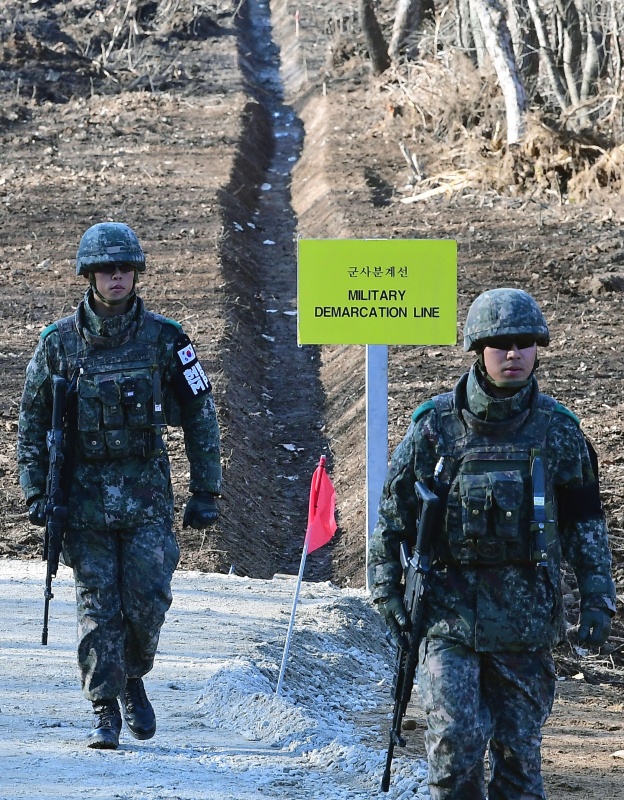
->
xmin=370 ymin=311 xmax=615 ymax=798
xmin=18 ymin=289 xmax=221 ymax=701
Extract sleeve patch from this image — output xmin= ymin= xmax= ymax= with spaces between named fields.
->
xmin=557 ymin=482 xmax=603 ymax=526
xmin=171 ymin=333 xmax=212 ymax=405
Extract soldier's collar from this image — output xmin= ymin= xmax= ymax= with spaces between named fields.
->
xmin=464 ymin=364 xmax=536 ymax=422
xmin=77 ymin=290 xmax=143 ymax=346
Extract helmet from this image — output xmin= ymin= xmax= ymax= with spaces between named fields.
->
xmin=463 ymin=288 xmax=549 ymax=351
xmin=76 ymin=222 xmax=145 ymax=276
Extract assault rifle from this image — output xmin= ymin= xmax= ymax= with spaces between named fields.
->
xmin=41 ymin=375 xmax=69 ymax=646
xmin=381 ymin=479 xmax=440 ymax=792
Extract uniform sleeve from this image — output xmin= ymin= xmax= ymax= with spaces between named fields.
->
xmin=552 ymin=417 xmax=616 ymax=615
xmin=181 ymin=393 xmax=222 ymax=494
xmin=161 ymin=326 xmax=222 ymax=495
xmin=367 ymin=411 xmax=440 ymax=602
xmin=17 ymin=335 xmax=55 ymax=503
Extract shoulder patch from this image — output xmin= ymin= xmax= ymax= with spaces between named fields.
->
xmin=411 ymin=399 xmax=435 ymax=424
xmin=171 ymin=332 xmax=212 ymax=405
xmin=146 ymin=312 xmax=183 ymax=335
xmin=40 ymin=323 xmax=58 ymax=340
xmin=553 ymin=401 xmax=580 ymax=426
xmin=163 ymin=317 xmax=183 ymax=332
xmin=159 ymin=314 xmax=183 ymax=333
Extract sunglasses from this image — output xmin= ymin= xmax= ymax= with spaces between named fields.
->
xmin=482 ymin=335 xmax=537 ymax=351
xmin=92 ymin=263 xmax=137 ymax=275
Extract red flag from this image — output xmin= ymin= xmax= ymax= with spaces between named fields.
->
xmin=305 ymin=456 xmax=337 ymax=553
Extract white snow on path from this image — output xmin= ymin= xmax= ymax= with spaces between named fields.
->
xmin=0 ymin=560 xmax=428 ymax=799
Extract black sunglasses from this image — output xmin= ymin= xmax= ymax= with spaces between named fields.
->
xmin=482 ymin=335 xmax=537 ymax=351
xmin=92 ymin=263 xmax=137 ymax=275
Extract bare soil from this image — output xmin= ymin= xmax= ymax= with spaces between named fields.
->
xmin=0 ymin=1 xmax=622 ymax=797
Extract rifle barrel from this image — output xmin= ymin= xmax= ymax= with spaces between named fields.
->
xmin=381 ymin=743 xmax=394 ymax=791
xmin=42 ymin=601 xmax=50 ymax=646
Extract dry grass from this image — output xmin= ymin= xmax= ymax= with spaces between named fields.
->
xmin=374 ymin=50 xmax=624 ymax=205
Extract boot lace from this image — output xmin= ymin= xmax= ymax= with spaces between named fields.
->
xmin=94 ymin=700 xmax=120 ymax=728
xmin=124 ymin=678 xmax=149 ymax=711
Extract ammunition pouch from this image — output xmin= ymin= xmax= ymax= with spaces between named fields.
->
xmin=77 ymin=367 xmax=164 ymax=460
xmin=433 ymin=382 xmax=559 ymax=567
xmin=447 ymin=469 xmax=531 ymax=565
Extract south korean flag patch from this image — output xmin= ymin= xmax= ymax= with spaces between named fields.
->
xmin=178 ymin=342 xmax=196 ymax=366
xmin=172 ymin=333 xmax=212 ymax=405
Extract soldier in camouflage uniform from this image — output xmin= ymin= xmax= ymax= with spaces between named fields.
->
xmin=369 ymin=288 xmax=616 ymax=799
xmin=17 ymin=223 xmax=222 ymax=750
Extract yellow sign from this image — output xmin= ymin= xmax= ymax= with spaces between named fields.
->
xmin=297 ymin=239 xmax=457 ymax=345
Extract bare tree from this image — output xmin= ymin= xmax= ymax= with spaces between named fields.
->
xmin=455 ymin=0 xmax=477 ymax=61
xmin=472 ymin=0 xmax=527 ymax=143
xmin=609 ymin=0 xmax=623 ymax=103
xmin=469 ymin=0 xmax=489 ymax=69
xmin=522 ymin=0 xmax=613 ymax=127
xmin=555 ymin=0 xmax=582 ymax=106
xmin=579 ymin=3 xmax=605 ymax=103
xmin=526 ymin=0 xmax=570 ymax=112
xmin=506 ymin=0 xmax=539 ymax=88
xmin=355 ymin=0 xmax=623 ymax=140
xmin=359 ymin=0 xmax=391 ymax=75
xmin=389 ymin=0 xmax=435 ymax=59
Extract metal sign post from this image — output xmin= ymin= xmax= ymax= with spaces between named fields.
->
xmin=365 ymin=344 xmax=388 ymax=591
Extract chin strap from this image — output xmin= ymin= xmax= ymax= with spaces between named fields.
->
xmin=89 ymin=271 xmax=137 ymax=307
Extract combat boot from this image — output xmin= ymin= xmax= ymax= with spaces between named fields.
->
xmin=87 ymin=698 xmax=122 ymax=749
xmin=120 ymin=677 xmax=156 ymax=740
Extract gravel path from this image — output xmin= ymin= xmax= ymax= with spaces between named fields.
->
xmin=0 ymin=559 xmax=428 ymax=799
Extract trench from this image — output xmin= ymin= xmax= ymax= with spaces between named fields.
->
xmin=216 ymin=0 xmax=332 ymax=580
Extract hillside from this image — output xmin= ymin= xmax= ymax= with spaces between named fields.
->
xmin=0 ymin=2 xmax=622 ymax=797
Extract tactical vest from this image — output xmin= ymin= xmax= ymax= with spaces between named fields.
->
xmin=426 ymin=379 xmax=560 ymax=567
xmin=55 ymin=310 xmax=168 ymax=461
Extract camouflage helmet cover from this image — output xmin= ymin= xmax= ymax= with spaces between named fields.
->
xmin=463 ymin=288 xmax=550 ymax=351
xmin=76 ymin=222 xmax=145 ymax=276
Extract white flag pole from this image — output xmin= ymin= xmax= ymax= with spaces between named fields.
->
xmin=276 ymin=540 xmax=308 ymax=695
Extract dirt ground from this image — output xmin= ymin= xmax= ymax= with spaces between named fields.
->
xmin=0 ymin=1 xmax=622 ymax=797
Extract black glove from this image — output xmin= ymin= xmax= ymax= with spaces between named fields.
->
xmin=578 ymin=607 xmax=612 ymax=647
xmin=28 ymin=496 xmax=47 ymax=527
xmin=377 ymin=595 xmax=408 ymax=645
xmin=183 ymin=492 xmax=219 ymax=529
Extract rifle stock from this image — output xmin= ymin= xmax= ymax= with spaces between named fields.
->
xmin=41 ymin=375 xmax=69 ymax=646
xmin=381 ymin=480 xmax=439 ymax=792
